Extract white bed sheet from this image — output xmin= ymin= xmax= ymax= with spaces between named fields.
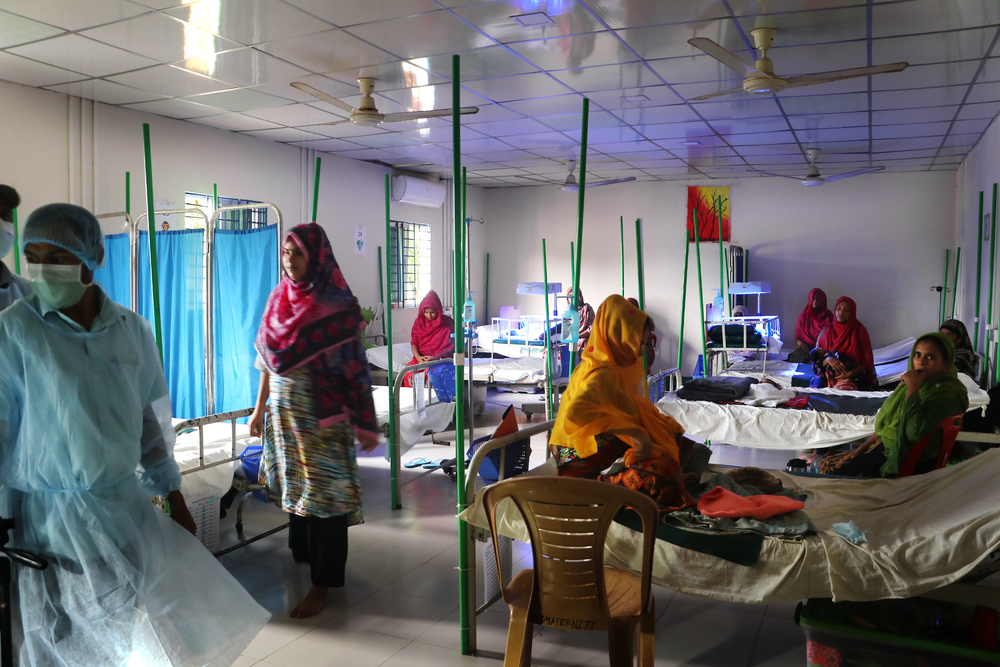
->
xmin=172 ymin=420 xmax=253 ymax=499
xmin=461 ymin=448 xmax=1000 ymax=604
xmin=366 ymin=343 xmax=413 ymax=373
xmin=366 ymin=343 xmax=546 ymax=384
xmin=373 ymin=385 xmax=455 ymax=455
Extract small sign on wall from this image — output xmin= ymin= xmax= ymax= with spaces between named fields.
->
xmin=354 ymin=226 xmax=366 ymax=255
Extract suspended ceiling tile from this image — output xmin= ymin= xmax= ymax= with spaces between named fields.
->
xmin=0 ymin=51 xmax=84 ymax=86
xmin=691 ymin=97 xmax=783 ymax=119
xmin=872 ymin=136 xmax=944 ymax=152
xmin=979 ymin=57 xmax=1000 ymax=83
xmin=465 ymin=117 xmax=551 ymax=136
xmin=8 ymin=34 xmax=156 ymax=78
xmin=872 ymin=121 xmax=949 ymax=139
xmin=242 ymin=102 xmax=341 ymax=125
xmin=185 ymin=87 xmax=293 ymax=112
xmin=767 ymin=41 xmax=868 ymax=76
xmin=415 ymin=46 xmax=538 ymax=81
xmin=286 ymin=0 xmax=438 ymax=26
xmin=121 ymin=97 xmax=225 ymax=119
xmin=346 ymin=132 xmax=427 ymax=148
xmin=82 ymin=12 xmax=242 ymax=63
xmin=130 ymin=0 xmax=185 ymax=7
xmin=937 ymin=144 xmax=974 ymax=156
xmin=588 ymin=0 xmax=728 ymax=29
xmin=501 ymin=131 xmax=580 ymax=149
xmin=45 ymin=79 xmax=166 ymax=105
xmin=175 ymin=48 xmax=310 ymax=87
xmin=242 ymin=127 xmax=327 ymax=142
xmin=346 ymin=12 xmax=494 ymax=59
xmin=587 ymin=86 xmax=688 ymax=110
xmin=747 ymin=154 xmax=810 ymax=165
xmin=323 ymin=91 xmax=414 ymax=114
xmin=296 ymin=122 xmax=384 ymax=138
xmin=711 ymin=116 xmax=790 ymax=134
xmin=450 ymin=103 xmax=519 ymax=123
xmin=326 ymin=61 xmax=447 ymax=91
xmin=608 ymin=103 xmax=700 ymax=126
xmin=872 ymin=105 xmax=958 ymax=124
xmin=501 ymin=93 xmax=585 ymax=116
xmin=168 ymin=0 xmax=329 ymax=46
xmin=796 ymin=125 xmax=871 ymax=143
xmin=379 ymin=82 xmax=491 ymax=110
xmin=398 ymin=124 xmax=486 ymax=142
xmin=608 ymin=151 xmax=674 ymax=162
xmin=872 ymin=60 xmax=981 ymax=91
xmin=873 ymin=148 xmax=939 ymax=159
xmin=634 ymin=120 xmax=716 ymax=140
xmin=803 ymin=147 xmax=867 ymax=159
xmin=956 ymin=101 xmax=1000 ymax=120
xmin=464 ymin=71 xmax=572 ymax=102
xmin=0 ymin=10 xmax=64 ymax=49
xmin=728 ymin=130 xmax=799 ymax=146
xmin=454 ymin=137 xmax=520 ymax=152
xmin=0 ymin=0 xmax=148 ymax=31
xmin=564 ymin=126 xmax=643 ymax=143
xmin=537 ymin=110 xmax=623 ymax=131
xmin=875 ymin=157 xmax=934 ymax=167
xmin=627 ymin=157 xmax=685 ymax=167
xmin=734 ymin=143 xmax=803 ymax=155
xmin=779 ymin=76 xmax=870 ymax=97
xmin=872 ymin=27 xmax=998 ymax=66
xmin=548 ymin=62 xmax=660 ymax=93
xmin=497 ymin=158 xmax=561 ymax=168
xmin=467 ymin=148 xmax=535 ymax=161
xmin=929 ymin=163 xmax=960 ymax=170
xmin=507 ymin=32 xmax=635 ymax=72
xmin=873 ymin=0 xmax=1000 ymax=38
xmin=779 ymin=92 xmax=869 ymax=114
xmin=736 ymin=6 xmax=867 ymax=48
xmin=251 ymin=75 xmax=359 ymax=105
xmin=256 ymin=29 xmax=396 ymax=73
xmin=647 ymin=55 xmax=738 ymax=86
xmin=108 ymin=64 xmax=232 ymax=97
xmin=453 ymin=0 xmax=602 ymax=44
xmin=953 ymin=117 xmax=991 ymax=134
xmin=672 ymin=80 xmax=750 ymax=102
xmin=788 ymin=112 xmax=869 ymax=130
xmin=526 ymin=144 xmax=586 ymax=158
xmin=967 ymin=81 xmax=1000 ymax=104
xmin=941 ymin=131 xmax=982 ymax=147
xmin=874 ymin=85 xmax=969 ymax=110
xmin=187 ymin=112 xmax=282 ymax=132
xmin=616 ymin=19 xmax=736 ymax=61
xmin=589 ymin=140 xmax=660 ymax=153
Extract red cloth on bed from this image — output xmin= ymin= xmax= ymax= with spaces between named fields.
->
xmin=697 ymin=486 xmax=804 ymax=520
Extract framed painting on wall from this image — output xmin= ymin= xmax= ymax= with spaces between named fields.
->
xmin=687 ymin=186 xmax=730 ymax=242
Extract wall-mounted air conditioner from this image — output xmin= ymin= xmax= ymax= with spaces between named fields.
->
xmin=391 ymin=175 xmax=446 ymax=208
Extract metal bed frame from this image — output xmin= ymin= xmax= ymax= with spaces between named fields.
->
xmin=705 ymin=314 xmax=780 ymax=377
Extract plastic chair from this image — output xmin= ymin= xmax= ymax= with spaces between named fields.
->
xmin=896 ymin=413 xmax=964 ymax=477
xmin=483 ymin=476 xmax=659 ymax=667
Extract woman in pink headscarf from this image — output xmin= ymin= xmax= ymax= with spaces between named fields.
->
xmin=811 ymin=296 xmax=876 ymax=390
xmin=789 ymin=288 xmax=834 ymax=363
xmin=403 ymin=290 xmax=455 ymax=386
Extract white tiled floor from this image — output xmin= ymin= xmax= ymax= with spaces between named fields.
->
xmin=222 ymin=389 xmax=806 ymax=667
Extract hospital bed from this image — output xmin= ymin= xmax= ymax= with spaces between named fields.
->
xmin=456 ymin=419 xmax=1000 ymax=652
xmin=704 ymin=314 xmax=783 ymax=376
xmin=656 ymin=372 xmax=990 ymax=450
xmin=366 ymin=342 xmax=550 ymax=386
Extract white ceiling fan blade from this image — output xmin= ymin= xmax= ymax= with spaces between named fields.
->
xmin=784 ymin=63 xmax=908 ymax=89
xmin=755 ymin=171 xmax=804 ymax=180
xmin=823 ymin=166 xmax=885 ymax=183
xmin=319 ymin=119 xmax=354 ymax=127
xmin=688 ymin=85 xmax=746 ymax=101
xmin=382 ymin=107 xmax=480 ymax=122
xmin=688 ymin=38 xmax=771 ymax=78
xmin=514 ymin=175 xmax=555 ymax=185
xmin=291 ymin=82 xmax=356 ymax=114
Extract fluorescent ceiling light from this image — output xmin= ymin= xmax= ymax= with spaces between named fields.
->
xmin=681 ymin=140 xmax=701 ymax=146
xmin=511 ymin=12 xmax=554 ymax=26
xmin=621 ymin=94 xmax=649 ymax=102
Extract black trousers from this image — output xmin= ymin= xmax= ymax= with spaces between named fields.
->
xmin=834 ymin=443 xmax=936 ymax=478
xmin=288 ymin=513 xmax=348 ymax=588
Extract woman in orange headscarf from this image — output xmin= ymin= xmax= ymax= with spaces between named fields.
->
xmin=551 ymin=295 xmax=694 ymax=510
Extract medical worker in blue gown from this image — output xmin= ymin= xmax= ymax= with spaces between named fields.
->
xmin=0 ymin=186 xmax=32 ymax=311
xmin=0 ymin=204 xmax=269 ymax=666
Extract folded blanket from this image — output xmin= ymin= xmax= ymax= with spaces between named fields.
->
xmin=698 ymin=486 xmax=805 ymax=520
xmin=677 ymin=376 xmax=756 ymax=402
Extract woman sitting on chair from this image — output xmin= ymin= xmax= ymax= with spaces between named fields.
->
xmin=820 ymin=333 xmax=968 ymax=477
xmin=550 ymin=295 xmax=693 ymax=509
xmin=940 ymin=318 xmax=976 ymax=377
xmin=403 ymin=290 xmax=454 ymax=386
xmin=811 ymin=296 xmax=876 ymax=390
xmin=789 ymin=288 xmax=832 ymax=363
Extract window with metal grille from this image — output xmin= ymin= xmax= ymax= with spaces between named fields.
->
xmin=184 ymin=192 xmax=268 ymax=230
xmin=389 ymin=220 xmax=431 ymax=309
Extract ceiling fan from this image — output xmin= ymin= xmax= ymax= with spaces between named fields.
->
xmin=517 ymin=161 xmax=637 ymax=191
xmin=687 ymin=26 xmax=908 ymax=101
xmin=291 ymin=77 xmax=480 ymax=127
xmin=756 ymin=149 xmax=884 ymax=186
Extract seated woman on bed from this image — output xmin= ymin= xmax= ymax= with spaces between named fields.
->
xmin=566 ymin=286 xmax=595 ymax=354
xmin=788 ymin=288 xmax=833 ymax=363
xmin=403 ymin=290 xmax=454 ymax=386
xmin=940 ymin=318 xmax=976 ymax=377
xmin=810 ymin=297 xmax=876 ymax=390
xmin=820 ymin=333 xmax=968 ymax=478
xmin=550 ymin=295 xmax=693 ymax=510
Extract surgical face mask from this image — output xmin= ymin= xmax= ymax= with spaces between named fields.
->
xmin=0 ymin=221 xmax=13 ymax=258
xmin=27 ymin=263 xmax=91 ymax=309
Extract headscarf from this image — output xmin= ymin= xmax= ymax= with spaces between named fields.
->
xmin=815 ymin=296 xmax=876 ymax=386
xmin=940 ymin=318 xmax=976 ymax=377
xmin=795 ymin=288 xmax=833 ymax=348
xmin=551 ymin=295 xmax=683 ymax=467
xmin=22 ymin=203 xmax=105 ymax=270
xmin=876 ymin=333 xmax=968 ymax=475
xmin=410 ymin=290 xmax=454 ymax=357
xmin=255 ymin=223 xmax=374 ymax=430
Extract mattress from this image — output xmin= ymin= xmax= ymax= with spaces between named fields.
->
xmin=366 ymin=344 xmax=546 ymax=384
xmin=172 ymin=419 xmax=253 ymax=499
xmin=366 ymin=342 xmax=413 ymax=373
xmin=461 ymin=449 xmax=1000 ymax=604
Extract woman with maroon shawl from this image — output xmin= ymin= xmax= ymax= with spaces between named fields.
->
xmin=789 ymin=288 xmax=833 ymax=362
xmin=811 ymin=296 xmax=876 ymax=390
xmin=403 ymin=290 xmax=455 ymax=386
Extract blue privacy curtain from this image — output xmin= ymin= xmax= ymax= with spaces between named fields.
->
xmin=93 ymin=232 xmax=131 ymax=308
xmin=136 ymin=229 xmax=207 ymax=420
xmin=213 ymin=226 xmax=279 ymax=415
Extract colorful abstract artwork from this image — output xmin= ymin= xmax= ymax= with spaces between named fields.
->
xmin=687 ymin=186 xmax=730 ymax=242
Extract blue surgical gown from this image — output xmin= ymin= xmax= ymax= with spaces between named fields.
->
xmin=0 ymin=263 xmax=31 ymax=312
xmin=0 ymin=292 xmax=269 ymax=666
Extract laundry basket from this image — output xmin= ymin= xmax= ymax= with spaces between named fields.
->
xmin=239 ymin=445 xmax=267 ymax=502
xmin=428 ymin=362 xmax=456 ymax=402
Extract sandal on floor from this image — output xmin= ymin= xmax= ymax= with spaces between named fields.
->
xmin=404 ymin=458 xmax=431 ymax=468
xmin=422 ymin=459 xmax=446 ymax=469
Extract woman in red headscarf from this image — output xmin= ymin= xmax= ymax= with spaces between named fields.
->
xmin=812 ymin=297 xmax=876 ymax=390
xmin=403 ymin=290 xmax=455 ymax=386
xmin=789 ymin=288 xmax=833 ymax=362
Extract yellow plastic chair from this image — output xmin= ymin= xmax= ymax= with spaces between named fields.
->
xmin=483 ymin=476 xmax=659 ymax=667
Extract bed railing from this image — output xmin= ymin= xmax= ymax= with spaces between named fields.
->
xmin=648 ymin=367 xmax=681 ymax=403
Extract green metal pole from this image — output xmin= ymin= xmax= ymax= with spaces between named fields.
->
xmin=635 ymin=218 xmax=645 ymax=310
xmin=988 ymin=184 xmax=997 ymax=387
xmin=377 ymin=246 xmax=384 ymax=308
xmin=693 ymin=209 xmax=708 ymax=375
xmin=384 ymin=176 xmax=399 ymax=510
xmin=942 ymin=249 xmax=950 ymax=325
xmin=570 ymin=241 xmax=575 ymax=285
xmin=311 ymin=157 xmax=322 ymax=221
xmin=542 ymin=239 xmax=555 ymax=418
xmin=717 ymin=196 xmax=728 ymax=317
xmin=125 ymin=171 xmax=131 ymax=217
xmin=213 ymin=183 xmax=219 ymax=211
xmin=11 ymin=208 xmax=19 ymax=275
xmin=452 ymin=54 xmax=472 ymax=657
xmin=141 ymin=124 xmax=163 ymax=359
xmin=462 ymin=166 xmax=468 ymax=299
xmin=570 ymin=97 xmax=590 ymax=373
xmin=724 ymin=239 xmax=731 ymax=314
xmin=484 ymin=253 xmax=490 ymax=324
xmin=951 ymin=247 xmax=961 ymax=321
xmin=620 ymin=216 xmax=625 ymax=296
xmin=677 ymin=228 xmax=691 ymax=371
xmin=975 ymin=191 xmax=984 ymax=350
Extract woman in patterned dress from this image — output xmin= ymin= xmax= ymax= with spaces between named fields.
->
xmin=249 ymin=223 xmax=379 ymax=618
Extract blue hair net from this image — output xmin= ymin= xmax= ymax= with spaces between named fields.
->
xmin=22 ymin=203 xmax=105 ymax=270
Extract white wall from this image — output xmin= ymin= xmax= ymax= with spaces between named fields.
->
xmin=483 ymin=171 xmax=958 ymax=375
xmin=957 ymin=114 xmax=1000 ymax=355
xmin=0 ymin=79 xmax=479 ymax=342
